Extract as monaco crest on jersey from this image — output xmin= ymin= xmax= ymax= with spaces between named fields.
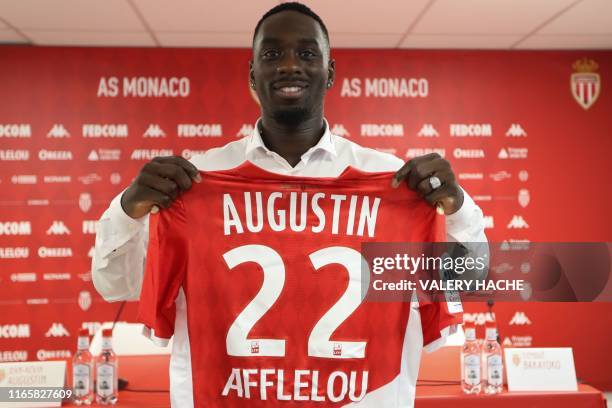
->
xmin=571 ymin=58 xmax=600 ymax=110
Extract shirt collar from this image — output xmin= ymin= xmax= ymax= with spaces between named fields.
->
xmin=245 ymin=118 xmax=337 ymax=160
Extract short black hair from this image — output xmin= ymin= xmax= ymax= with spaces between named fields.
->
xmin=252 ymin=2 xmax=330 ymax=49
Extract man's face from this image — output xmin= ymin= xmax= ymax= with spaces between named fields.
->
xmin=251 ymin=11 xmax=334 ymax=126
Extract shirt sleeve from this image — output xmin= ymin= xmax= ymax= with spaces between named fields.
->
xmin=91 ymin=190 xmax=150 ymax=302
xmin=137 ymin=198 xmax=189 ymax=347
xmin=419 ymin=205 xmax=464 ymax=352
xmin=445 ymin=187 xmax=487 ymax=244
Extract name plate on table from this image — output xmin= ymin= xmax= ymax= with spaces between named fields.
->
xmin=505 ymin=347 xmax=578 ymax=391
xmin=0 ymin=361 xmax=67 ymax=408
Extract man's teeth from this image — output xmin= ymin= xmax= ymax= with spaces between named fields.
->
xmin=280 ymin=87 xmax=301 ymax=92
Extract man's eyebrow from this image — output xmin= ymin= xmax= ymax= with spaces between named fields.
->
xmin=260 ymin=37 xmax=321 ymax=47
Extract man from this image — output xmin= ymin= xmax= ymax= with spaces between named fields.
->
xmin=92 ymin=2 xmax=487 ymax=407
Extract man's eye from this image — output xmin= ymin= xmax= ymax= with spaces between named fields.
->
xmin=300 ymin=50 xmax=316 ymax=58
xmin=263 ymin=50 xmax=279 ymax=58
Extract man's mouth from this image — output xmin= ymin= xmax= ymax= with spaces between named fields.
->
xmin=273 ymin=82 xmax=308 ymax=99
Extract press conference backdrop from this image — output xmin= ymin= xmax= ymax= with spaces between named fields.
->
xmin=0 ymin=47 xmax=610 ymax=389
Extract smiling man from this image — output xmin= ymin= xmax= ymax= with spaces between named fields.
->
xmin=92 ymin=2 xmax=486 ymax=407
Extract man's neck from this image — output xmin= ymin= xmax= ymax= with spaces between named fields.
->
xmin=259 ymin=115 xmax=326 ymax=167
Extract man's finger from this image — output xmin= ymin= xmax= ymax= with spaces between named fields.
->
xmin=148 ymin=163 xmax=194 ymax=191
xmin=407 ymin=160 xmax=442 ymax=190
xmin=154 ymin=156 xmax=201 ymax=182
xmin=392 ymin=160 xmax=415 ymax=187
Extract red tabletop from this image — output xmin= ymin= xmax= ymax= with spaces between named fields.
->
xmin=63 ymin=352 xmax=607 ymax=407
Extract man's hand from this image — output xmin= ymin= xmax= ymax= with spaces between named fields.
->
xmin=391 ymin=153 xmax=464 ymax=215
xmin=121 ymin=156 xmax=201 ymax=219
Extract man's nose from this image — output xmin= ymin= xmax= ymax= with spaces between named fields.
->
xmin=276 ymin=51 xmax=302 ymax=75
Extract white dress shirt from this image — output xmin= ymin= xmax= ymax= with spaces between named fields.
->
xmin=92 ymin=119 xmax=487 ymax=407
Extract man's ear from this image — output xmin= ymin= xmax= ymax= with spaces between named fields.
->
xmin=249 ymin=60 xmax=255 ymax=87
xmin=327 ymin=59 xmax=336 ymax=88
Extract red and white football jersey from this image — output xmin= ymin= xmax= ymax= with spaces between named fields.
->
xmin=138 ymin=162 xmax=461 ymax=407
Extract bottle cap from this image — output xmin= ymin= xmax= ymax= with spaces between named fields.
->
xmin=102 ymin=328 xmax=113 ymax=338
xmin=78 ymin=328 xmax=89 ymax=337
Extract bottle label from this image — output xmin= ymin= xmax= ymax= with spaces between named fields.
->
xmin=101 ymin=338 xmax=112 ymax=350
xmin=73 ymin=364 xmax=90 ymax=396
xmin=96 ymin=364 xmax=115 ymax=397
xmin=464 ymin=354 xmax=480 ymax=385
xmin=487 ymin=355 xmax=503 ymax=386
xmin=486 ymin=328 xmax=497 ymax=341
xmin=77 ymin=337 xmax=89 ymax=350
xmin=465 ymin=328 xmax=476 ymax=341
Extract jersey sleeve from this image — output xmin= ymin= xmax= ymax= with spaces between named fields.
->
xmin=137 ymin=199 xmax=189 ymax=347
xmin=420 ymin=207 xmax=464 ymax=352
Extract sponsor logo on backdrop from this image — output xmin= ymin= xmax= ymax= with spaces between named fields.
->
xmin=405 ymin=148 xmax=445 ymax=159
xmin=82 ymin=124 xmax=128 ymax=138
xmin=131 ymin=149 xmax=173 ymax=160
xmin=79 ymin=271 xmax=92 ymax=282
xmin=38 ymin=150 xmax=73 ymax=161
xmin=11 ymin=175 xmax=37 ymax=184
xmin=340 ymin=77 xmax=429 ymax=98
xmin=507 ymin=215 xmax=529 ymax=229
xmin=500 ymin=240 xmax=531 ymax=251
xmin=483 ymin=216 xmax=494 ymax=229
xmin=571 ymin=58 xmax=600 ymax=110
xmin=521 ymin=262 xmax=531 ymax=273
xmin=0 ymin=221 xmax=31 ymax=236
xmin=177 ymin=124 xmax=222 ymax=137
xmin=27 ymin=298 xmax=49 ymax=305
xmin=44 ymin=175 xmax=71 ymax=183
xmin=473 ymin=195 xmax=492 ymax=202
xmin=0 ymin=324 xmax=30 ymax=338
xmin=503 ymin=336 xmax=533 ymax=347
xmin=331 ymin=124 xmax=350 ymax=137
xmin=79 ymin=173 xmax=101 ymax=185
xmin=79 ymin=193 xmax=92 ymax=213
xmin=0 ymin=351 xmax=28 ymax=362
xmin=83 ymin=220 xmax=99 ymax=234
xmin=37 ymin=349 xmax=71 ymax=361
xmin=38 ymin=247 xmax=73 ymax=258
xmin=79 ymin=291 xmax=92 ymax=311
xmin=492 ymin=263 xmax=513 ymax=274
xmin=43 ymin=273 xmax=70 ymax=281
xmin=236 ymin=124 xmax=254 ymax=138
xmin=46 ymin=221 xmax=70 ymax=235
xmin=88 ymin=247 xmax=95 ymax=258
xmin=453 ymin=148 xmax=485 ymax=159
xmin=518 ymin=170 xmax=529 ymax=181
xmin=143 ymin=124 xmax=166 ymax=138
xmin=0 ymin=247 xmax=29 ymax=259
xmin=0 ymin=150 xmax=29 ymax=161
xmin=88 ymin=149 xmax=121 ymax=161
xmin=450 ymin=123 xmax=492 ymax=137
xmin=417 ymin=124 xmax=438 ymax=137
xmin=498 ymin=147 xmax=528 ymax=159
xmin=97 ymin=76 xmax=190 ymax=98
xmin=518 ymin=189 xmax=530 ymax=208
xmin=110 ymin=173 xmax=121 ymax=185
xmin=10 ymin=273 xmax=36 ymax=282
xmin=505 ymin=123 xmax=527 ymax=137
xmin=361 ymin=124 xmax=404 ymax=137
xmin=463 ymin=312 xmax=495 ymax=326
xmin=490 ymin=171 xmax=511 ymax=181
xmin=28 ymin=199 xmax=49 ymax=206
xmin=374 ymin=148 xmax=397 ymax=155
xmin=47 ymin=124 xmax=70 ymax=138
xmin=182 ymin=149 xmax=207 ymax=160
xmin=45 ymin=323 xmax=70 ymax=338
xmin=459 ymin=173 xmax=483 ymax=180
xmin=0 ymin=124 xmax=31 ymax=138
